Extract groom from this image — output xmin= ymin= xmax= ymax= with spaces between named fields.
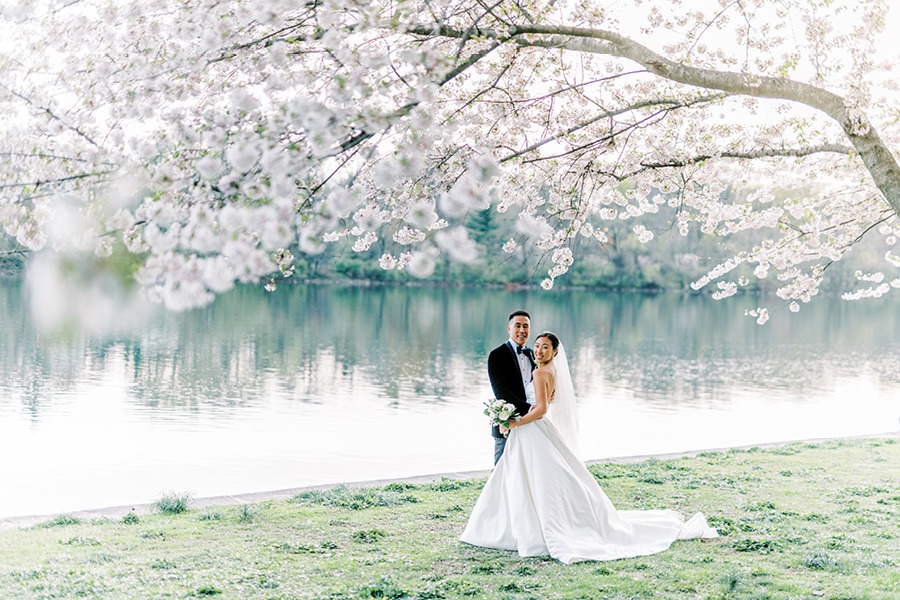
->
xmin=487 ymin=309 xmax=536 ymax=464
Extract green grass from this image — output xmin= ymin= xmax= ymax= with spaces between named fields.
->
xmin=33 ymin=515 xmax=81 ymax=528
xmin=154 ymin=491 xmax=192 ymax=515
xmin=120 ymin=512 xmax=140 ymax=525
xmin=0 ymin=438 xmax=897 ymax=599
xmin=236 ymin=504 xmax=260 ymax=524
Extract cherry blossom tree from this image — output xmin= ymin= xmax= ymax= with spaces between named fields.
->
xmin=1 ymin=0 xmax=899 ymax=323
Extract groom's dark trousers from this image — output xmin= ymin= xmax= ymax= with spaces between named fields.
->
xmin=487 ymin=341 xmax=535 ymax=464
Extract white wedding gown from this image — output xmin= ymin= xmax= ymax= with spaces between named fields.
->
xmin=460 ymin=382 xmax=718 ymax=564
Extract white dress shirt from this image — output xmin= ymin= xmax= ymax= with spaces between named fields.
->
xmin=509 ymin=338 xmax=532 ymax=389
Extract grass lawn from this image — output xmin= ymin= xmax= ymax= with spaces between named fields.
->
xmin=0 ymin=437 xmax=897 ymax=599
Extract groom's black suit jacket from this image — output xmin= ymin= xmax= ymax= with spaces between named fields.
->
xmin=487 ymin=342 xmax=536 ymax=439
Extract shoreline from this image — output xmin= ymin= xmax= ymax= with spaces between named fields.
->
xmin=3 ymin=430 xmax=896 ymax=532
xmin=0 ymin=269 xmax=872 ymax=297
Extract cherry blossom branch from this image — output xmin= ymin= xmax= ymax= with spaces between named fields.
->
xmin=4 ymin=87 xmax=99 ymax=148
xmin=623 ymin=143 xmax=853 ymax=177
xmin=0 ymin=248 xmax=29 ymax=257
xmin=501 ymin=93 xmax=729 ymax=163
xmin=684 ymin=0 xmax=744 ymax=60
xmin=0 ymin=170 xmax=116 ymax=191
xmin=505 ymin=24 xmax=900 ymax=216
xmin=0 ymin=151 xmax=118 ymax=168
xmin=404 ymin=20 xmax=900 ymax=216
xmin=208 ymin=20 xmax=314 ymax=65
xmin=519 ymin=103 xmax=677 ymax=165
xmin=453 ymin=0 xmax=507 ymax=59
xmin=334 ymin=40 xmax=502 ymax=155
xmin=443 ymin=50 xmax=517 ymax=123
xmin=478 ymin=70 xmax=646 ymax=106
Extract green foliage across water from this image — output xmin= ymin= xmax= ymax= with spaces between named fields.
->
xmin=0 ymin=438 xmax=897 ymax=599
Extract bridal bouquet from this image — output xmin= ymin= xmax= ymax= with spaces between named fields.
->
xmin=484 ymin=399 xmax=520 ymax=437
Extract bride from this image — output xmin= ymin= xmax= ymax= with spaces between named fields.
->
xmin=460 ymin=331 xmax=718 ymax=564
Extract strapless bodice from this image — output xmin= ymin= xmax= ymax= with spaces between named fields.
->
xmin=525 ymin=381 xmax=536 ymax=405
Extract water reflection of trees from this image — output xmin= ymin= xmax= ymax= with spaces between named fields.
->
xmin=2 ymin=282 xmax=900 ymax=419
xmin=490 ymin=289 xmax=900 ymax=406
xmin=555 ymin=292 xmax=900 ymax=405
xmin=1 ymin=281 xmax=85 ymax=418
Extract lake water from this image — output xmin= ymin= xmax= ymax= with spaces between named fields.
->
xmin=1 ymin=282 xmax=898 ymax=519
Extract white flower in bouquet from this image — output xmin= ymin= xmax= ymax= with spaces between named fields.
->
xmin=483 ymin=398 xmax=521 ymax=437
xmin=497 ymin=404 xmax=515 ymax=421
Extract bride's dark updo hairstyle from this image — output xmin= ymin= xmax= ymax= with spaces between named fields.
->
xmin=535 ymin=331 xmax=560 ymax=352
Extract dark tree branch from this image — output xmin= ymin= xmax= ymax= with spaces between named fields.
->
xmin=5 ymin=87 xmax=100 ymax=148
xmin=333 ymin=39 xmax=503 ymax=156
xmin=501 ymin=93 xmax=729 ymax=163
xmin=0 ymin=170 xmax=115 ymax=191
xmin=624 ymin=143 xmax=853 ymax=177
xmin=0 ymin=151 xmax=118 ymax=168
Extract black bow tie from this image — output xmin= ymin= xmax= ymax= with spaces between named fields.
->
xmin=516 ymin=345 xmax=527 ymax=355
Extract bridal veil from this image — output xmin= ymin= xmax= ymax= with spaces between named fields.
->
xmin=546 ymin=344 xmax=581 ymax=460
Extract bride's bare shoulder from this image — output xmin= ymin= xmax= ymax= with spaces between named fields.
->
xmin=533 ymin=366 xmax=556 ymax=384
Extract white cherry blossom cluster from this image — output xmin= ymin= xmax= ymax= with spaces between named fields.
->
xmin=435 ymin=227 xmax=479 ymax=263
xmin=854 ymin=270 xmax=885 ymax=283
xmin=379 ymin=253 xmax=398 ymax=270
xmin=352 ymin=232 xmax=379 ymax=253
xmin=539 ymin=247 xmax=576 ymax=291
xmin=632 ymin=224 xmax=654 ymax=244
xmin=405 ymin=246 xmax=441 ymax=278
xmin=377 ymin=252 xmax=415 ymax=271
xmin=842 ymin=284 xmax=893 ymax=300
xmin=273 ymin=249 xmax=296 ymax=277
xmin=775 ymin=272 xmax=821 ymax=305
xmin=0 ymin=0 xmax=898 ymax=324
xmin=712 ymin=281 xmax=738 ymax=300
xmin=745 ymin=307 xmax=770 ymax=325
xmin=393 ymin=226 xmax=426 ymax=246
xmin=691 ymin=257 xmax=743 ymax=291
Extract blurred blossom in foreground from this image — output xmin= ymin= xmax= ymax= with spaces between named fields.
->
xmin=26 ymin=253 xmax=156 ymax=336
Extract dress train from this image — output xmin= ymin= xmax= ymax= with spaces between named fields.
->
xmin=460 ymin=418 xmax=718 ymax=564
